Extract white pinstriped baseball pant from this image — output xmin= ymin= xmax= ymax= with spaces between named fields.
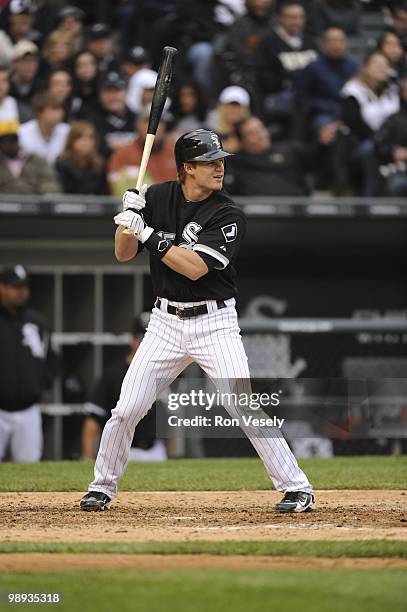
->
xmin=89 ymin=298 xmax=313 ymax=498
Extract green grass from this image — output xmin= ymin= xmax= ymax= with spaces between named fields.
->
xmin=0 ymin=456 xmax=405 ymax=492
xmin=0 ymin=540 xmax=405 ymax=558
xmin=0 ymin=569 xmax=405 ymax=612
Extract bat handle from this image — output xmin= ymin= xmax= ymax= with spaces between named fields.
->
xmin=122 ymin=133 xmax=156 ymax=236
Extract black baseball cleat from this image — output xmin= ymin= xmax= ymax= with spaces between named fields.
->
xmin=80 ymin=491 xmax=111 ymax=511
xmin=276 ymin=491 xmax=315 ymax=513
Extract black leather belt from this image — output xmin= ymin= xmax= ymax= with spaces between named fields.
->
xmin=155 ymin=298 xmax=227 ymax=318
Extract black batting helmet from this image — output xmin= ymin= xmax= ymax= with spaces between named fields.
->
xmin=174 ymin=129 xmax=232 ymax=168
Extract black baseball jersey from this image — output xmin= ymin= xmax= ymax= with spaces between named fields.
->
xmin=139 ymin=181 xmax=247 ymax=302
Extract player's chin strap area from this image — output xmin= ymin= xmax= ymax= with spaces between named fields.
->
xmin=155 ymin=298 xmax=227 ymax=318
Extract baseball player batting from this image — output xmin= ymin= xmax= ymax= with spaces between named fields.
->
xmin=80 ymin=129 xmax=315 ymax=513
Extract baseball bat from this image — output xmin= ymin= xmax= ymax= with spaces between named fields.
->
xmin=122 ymin=45 xmax=178 ymax=235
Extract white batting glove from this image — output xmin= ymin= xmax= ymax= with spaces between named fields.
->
xmin=113 ymin=210 xmax=154 ymax=243
xmin=122 ymin=184 xmax=148 ymax=211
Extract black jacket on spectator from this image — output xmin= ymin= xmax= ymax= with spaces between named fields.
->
xmin=256 ymin=26 xmax=318 ymax=94
xmin=0 ymin=304 xmax=58 ymax=412
xmin=55 ymin=158 xmax=107 ymax=195
xmin=296 ymin=54 xmax=357 ymax=120
xmin=375 ymin=101 xmax=407 ymax=163
xmin=225 ymin=142 xmax=310 ymax=196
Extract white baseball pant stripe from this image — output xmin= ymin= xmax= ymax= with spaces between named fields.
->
xmin=90 ymin=299 xmax=312 ymax=498
xmin=0 ymin=404 xmax=43 ymax=462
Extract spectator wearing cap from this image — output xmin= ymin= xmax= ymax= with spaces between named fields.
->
xmin=18 ymin=93 xmax=70 ymax=164
xmin=0 ymin=119 xmax=61 ymax=193
xmin=224 ymin=115 xmax=311 ymax=195
xmin=121 ymin=46 xmax=158 ymax=116
xmin=5 ymin=0 xmax=41 ymax=46
xmin=9 ymin=40 xmax=40 ymax=122
xmin=81 ymin=314 xmax=167 ymax=462
xmin=108 ymin=105 xmax=176 ymax=197
xmin=207 ymin=85 xmax=251 ymax=153
xmin=56 ymin=5 xmax=85 ymax=55
xmin=168 ymin=79 xmax=210 ymax=134
xmin=82 ymin=71 xmax=135 ymax=159
xmin=71 ymin=51 xmax=100 ymax=118
xmin=55 ymin=120 xmax=107 ymax=195
xmin=0 ymin=265 xmax=58 ymax=462
xmin=85 ymin=23 xmax=119 ymax=74
xmin=0 ymin=66 xmax=19 ymax=123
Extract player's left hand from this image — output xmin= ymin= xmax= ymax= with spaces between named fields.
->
xmin=114 ymin=210 xmax=146 ymax=235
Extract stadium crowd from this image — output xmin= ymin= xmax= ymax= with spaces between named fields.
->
xmin=0 ymin=0 xmax=406 ymax=197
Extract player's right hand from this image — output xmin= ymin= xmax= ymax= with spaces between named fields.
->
xmin=114 ymin=210 xmax=146 ymax=235
xmin=122 ymin=184 xmax=148 ymax=211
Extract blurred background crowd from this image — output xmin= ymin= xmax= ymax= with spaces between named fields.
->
xmin=0 ymin=0 xmax=406 ymax=198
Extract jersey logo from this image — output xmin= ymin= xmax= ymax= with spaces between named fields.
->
xmin=179 ymin=222 xmax=202 ymax=249
xmin=22 ymin=323 xmax=46 ymax=358
xmin=221 ymin=223 xmax=237 ymax=243
xmin=219 ymin=245 xmax=226 ymax=251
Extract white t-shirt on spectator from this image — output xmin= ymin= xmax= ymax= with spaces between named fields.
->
xmin=0 ymin=96 xmax=19 ymax=122
xmin=19 ymin=120 xmax=70 ymax=164
xmin=341 ymin=79 xmax=400 ymax=132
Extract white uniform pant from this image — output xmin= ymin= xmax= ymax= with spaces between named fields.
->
xmin=0 ymin=404 xmax=43 ymax=462
xmin=90 ymin=300 xmax=312 ymax=498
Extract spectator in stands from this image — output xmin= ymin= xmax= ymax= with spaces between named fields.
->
xmin=9 ymin=40 xmax=40 ymax=122
xmin=0 ymin=264 xmax=58 ymax=462
xmin=311 ymin=0 xmax=361 ymax=36
xmin=208 ymin=85 xmax=251 ymax=152
xmin=120 ymin=46 xmax=158 ymax=116
xmin=39 ymin=29 xmax=75 ymax=84
xmin=168 ymin=80 xmax=210 ymax=134
xmin=296 ymin=26 xmax=357 ymax=186
xmin=296 ymin=28 xmax=357 ymax=128
xmin=46 ymin=70 xmax=74 ymax=121
xmin=55 ymin=120 xmax=107 ymax=195
xmin=376 ymin=31 xmax=406 ymax=82
xmin=82 ymin=71 xmax=135 ymax=159
xmin=338 ymin=51 xmax=400 ymax=194
xmin=389 ymin=3 xmax=407 ymax=52
xmin=85 ymin=23 xmax=119 ymax=74
xmin=108 ymin=105 xmax=176 ymax=197
xmin=0 ymin=67 xmax=19 ymax=122
xmin=19 ymin=93 xmax=70 ymax=164
xmin=5 ymin=0 xmax=41 ymax=46
xmin=56 ymin=5 xmax=85 ymax=55
xmin=0 ymin=119 xmax=61 ymax=194
xmin=81 ymin=315 xmax=166 ymax=462
xmin=375 ymin=75 xmax=407 ymax=196
xmin=256 ymin=1 xmax=318 ymax=94
xmin=224 ymin=115 xmax=311 ymax=195
xmin=217 ymin=0 xmax=276 ymax=108
xmin=71 ymin=51 xmax=100 ymax=118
